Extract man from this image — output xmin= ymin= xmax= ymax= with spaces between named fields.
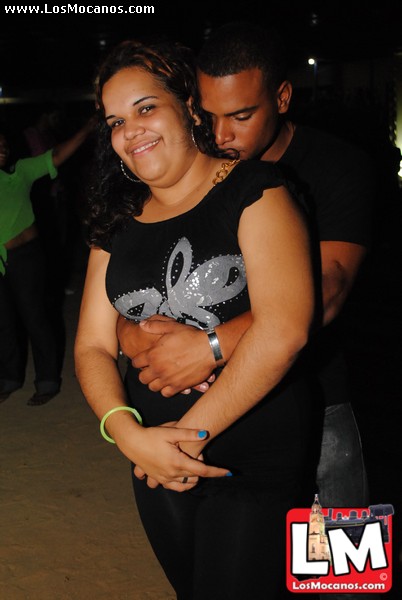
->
xmin=118 ymin=19 xmax=374 ymax=521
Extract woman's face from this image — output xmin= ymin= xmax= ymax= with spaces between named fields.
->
xmin=102 ymin=66 xmax=194 ymax=186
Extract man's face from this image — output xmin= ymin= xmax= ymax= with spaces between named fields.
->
xmin=197 ymin=67 xmax=285 ymax=159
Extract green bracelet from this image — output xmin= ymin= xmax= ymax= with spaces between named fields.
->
xmin=100 ymin=406 xmax=143 ymax=444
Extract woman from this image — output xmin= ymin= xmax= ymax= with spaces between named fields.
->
xmin=74 ymin=39 xmax=315 ymax=599
xmin=0 ymin=120 xmax=93 ymax=405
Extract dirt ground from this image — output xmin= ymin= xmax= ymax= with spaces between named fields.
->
xmin=0 ymin=265 xmax=175 ymax=600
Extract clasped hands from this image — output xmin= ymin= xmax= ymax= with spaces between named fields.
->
xmin=116 ymin=315 xmax=226 ymax=490
xmin=125 ymin=422 xmax=230 ymax=492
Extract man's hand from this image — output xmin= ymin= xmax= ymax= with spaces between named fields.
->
xmin=117 ymin=315 xmax=216 ymax=395
xmin=117 ymin=314 xmax=162 ymax=358
xmin=132 ymin=316 xmax=216 ymax=397
xmin=117 ymin=312 xmax=254 ymax=396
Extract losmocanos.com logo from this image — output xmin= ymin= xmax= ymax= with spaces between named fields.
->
xmin=286 ymin=495 xmax=394 ymax=594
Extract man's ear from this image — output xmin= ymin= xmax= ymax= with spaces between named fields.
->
xmin=277 ymin=81 xmax=292 ymax=115
xmin=186 ymin=97 xmax=202 ymax=125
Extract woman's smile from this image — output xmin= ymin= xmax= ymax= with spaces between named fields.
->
xmin=128 ymin=138 xmax=160 ymax=157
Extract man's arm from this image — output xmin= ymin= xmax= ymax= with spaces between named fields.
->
xmin=118 ymin=239 xmax=367 ymax=395
xmin=320 ymin=241 xmax=367 ymax=326
xmin=118 ymin=311 xmax=252 ymax=397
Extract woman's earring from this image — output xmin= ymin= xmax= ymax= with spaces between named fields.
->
xmin=191 ymin=124 xmax=199 ymax=150
xmin=120 ymin=159 xmax=140 ymax=183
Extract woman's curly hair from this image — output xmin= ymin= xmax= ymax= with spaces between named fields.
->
xmin=85 ymin=39 xmax=224 ymax=248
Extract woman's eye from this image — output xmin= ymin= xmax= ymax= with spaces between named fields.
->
xmin=139 ymin=105 xmax=155 ymax=115
xmin=110 ymin=119 xmax=124 ymax=129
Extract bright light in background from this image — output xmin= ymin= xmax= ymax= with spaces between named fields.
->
xmin=308 ymin=58 xmax=318 ymax=104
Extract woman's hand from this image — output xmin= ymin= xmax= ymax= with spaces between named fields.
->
xmin=120 ymin=424 xmax=229 ymax=492
xmin=181 ymin=373 xmax=216 ymax=395
xmin=134 ymin=453 xmax=207 ymax=491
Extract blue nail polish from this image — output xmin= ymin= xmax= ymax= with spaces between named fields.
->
xmin=198 ymin=430 xmax=208 ymax=439
xmin=225 ymin=472 xmax=233 ymax=477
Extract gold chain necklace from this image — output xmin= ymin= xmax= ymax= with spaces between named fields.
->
xmin=212 ymin=158 xmax=240 ymax=186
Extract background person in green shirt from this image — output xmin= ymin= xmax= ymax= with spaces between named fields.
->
xmin=0 ymin=118 xmax=93 ymax=405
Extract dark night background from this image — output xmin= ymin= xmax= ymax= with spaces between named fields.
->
xmin=0 ymin=1 xmax=402 ymax=91
xmin=1 ymin=0 xmax=402 ymax=149
xmin=1 ymin=2 xmax=402 ymax=598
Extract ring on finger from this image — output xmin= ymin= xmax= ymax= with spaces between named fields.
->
xmin=182 ymin=476 xmax=189 ymax=484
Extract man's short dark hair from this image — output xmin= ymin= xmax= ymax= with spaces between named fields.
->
xmin=197 ymin=21 xmax=288 ymax=91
